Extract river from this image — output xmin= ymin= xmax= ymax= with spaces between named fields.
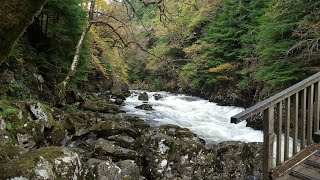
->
xmin=122 ymin=90 xmax=263 ymax=144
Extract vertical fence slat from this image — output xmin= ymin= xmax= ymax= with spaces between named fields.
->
xmin=276 ymin=101 xmax=282 ymax=166
xmin=263 ymin=107 xmax=275 ymax=180
xmin=284 ymin=97 xmax=290 ymax=161
xmin=307 ymin=85 xmax=314 ymax=145
xmin=315 ymin=82 xmax=320 ymax=133
xmin=301 ymin=89 xmax=307 ymax=149
xmin=293 ymin=93 xmax=299 ymax=155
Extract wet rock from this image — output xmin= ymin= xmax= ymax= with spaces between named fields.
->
xmin=117 ymin=160 xmax=141 ymax=180
xmin=138 ymin=92 xmax=149 ymax=101
xmin=0 ymin=147 xmax=88 ymax=179
xmin=80 ymin=100 xmax=120 ymax=113
xmin=107 ymin=134 xmax=135 ymax=148
xmin=95 ymin=138 xmax=139 ymax=161
xmin=135 ymin=104 xmax=153 ymax=111
xmin=115 ymin=98 xmax=124 ymax=105
xmin=153 ymin=94 xmax=163 ymax=100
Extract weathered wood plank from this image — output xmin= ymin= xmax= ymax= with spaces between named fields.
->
xmin=291 ymin=164 xmax=320 ymax=180
xmin=301 ymin=89 xmax=307 ymax=149
xmin=315 ymin=82 xmax=320 ymax=133
xmin=277 ymin=101 xmax=283 ymax=166
xmin=307 ymin=85 xmax=314 ymax=145
xmin=271 ymin=144 xmax=320 ymax=179
xmin=231 ymin=72 xmax=320 ymax=123
xmin=263 ymin=107 xmax=275 ymax=180
xmin=293 ymin=93 xmax=299 ymax=155
xmin=285 ymin=99 xmax=291 ymax=159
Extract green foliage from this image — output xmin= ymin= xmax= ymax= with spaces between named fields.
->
xmin=0 ymin=108 xmax=19 ymax=117
xmin=256 ymin=0 xmax=320 ymax=86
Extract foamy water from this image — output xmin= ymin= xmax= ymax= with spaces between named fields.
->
xmin=122 ymin=90 xmax=263 ymax=144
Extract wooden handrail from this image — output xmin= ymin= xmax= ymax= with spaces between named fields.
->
xmin=231 ymin=72 xmax=320 ymax=180
xmin=231 ymin=72 xmax=320 ymax=123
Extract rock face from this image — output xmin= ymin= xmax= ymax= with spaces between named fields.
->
xmin=137 ymin=125 xmax=263 ymax=180
xmin=0 ymin=147 xmax=87 ymax=179
xmin=138 ymin=92 xmax=149 ymax=101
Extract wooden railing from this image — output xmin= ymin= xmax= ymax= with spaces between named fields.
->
xmin=231 ymin=72 xmax=320 ymax=179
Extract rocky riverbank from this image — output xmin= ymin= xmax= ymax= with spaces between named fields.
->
xmin=0 ymin=92 xmax=263 ymax=180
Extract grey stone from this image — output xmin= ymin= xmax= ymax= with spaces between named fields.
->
xmin=138 ymin=92 xmax=149 ymax=101
xmin=95 ymin=138 xmax=139 ymax=160
xmin=95 ymin=160 xmax=122 ymax=180
xmin=116 ymin=160 xmax=140 ymax=180
xmin=107 ymin=134 xmax=135 ymax=148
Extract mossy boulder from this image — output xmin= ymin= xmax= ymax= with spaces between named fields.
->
xmin=0 ymin=146 xmax=89 ymax=179
xmin=138 ymin=92 xmax=149 ymax=101
xmin=0 ymin=141 xmax=26 ymax=163
xmin=80 ymin=100 xmax=120 ymax=113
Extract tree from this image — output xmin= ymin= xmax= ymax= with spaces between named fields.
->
xmin=55 ymin=0 xmax=96 ymax=105
xmin=256 ymin=0 xmax=320 ymax=87
xmin=0 ymin=0 xmax=47 ymax=64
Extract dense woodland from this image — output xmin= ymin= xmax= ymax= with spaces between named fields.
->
xmin=1 ymin=0 xmax=320 ymax=105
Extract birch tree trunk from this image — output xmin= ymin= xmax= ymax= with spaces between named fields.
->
xmin=55 ymin=0 xmax=95 ymax=105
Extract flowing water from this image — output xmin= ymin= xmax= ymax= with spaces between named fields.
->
xmin=122 ymin=90 xmax=263 ymax=144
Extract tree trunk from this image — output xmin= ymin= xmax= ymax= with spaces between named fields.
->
xmin=55 ymin=0 xmax=96 ymax=106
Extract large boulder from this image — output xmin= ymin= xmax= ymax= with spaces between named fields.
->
xmin=137 ymin=125 xmax=263 ymax=180
xmin=138 ymin=92 xmax=149 ymax=101
xmin=0 ymin=147 xmax=89 ymax=179
xmin=80 ymin=100 xmax=120 ymax=114
xmin=94 ymin=138 xmax=140 ymax=161
xmin=90 ymin=115 xmax=150 ymax=139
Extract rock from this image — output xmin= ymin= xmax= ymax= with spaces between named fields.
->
xmin=0 ymin=147 xmax=88 ymax=179
xmin=80 ymin=100 xmax=120 ymax=114
xmin=90 ymin=116 xmax=140 ymax=138
xmin=0 ymin=141 xmax=26 ymax=163
xmin=115 ymin=98 xmax=124 ymax=105
xmin=107 ymin=134 xmax=135 ymax=148
xmin=138 ymin=125 xmax=212 ymax=179
xmin=116 ymin=160 xmax=141 ymax=180
xmin=29 ymin=102 xmax=53 ymax=128
xmin=214 ymin=141 xmax=263 ymax=180
xmin=17 ymin=133 xmax=36 ymax=148
xmin=153 ymin=94 xmax=163 ymax=100
xmin=246 ymin=113 xmax=263 ymax=130
xmin=95 ymin=160 xmax=122 ymax=180
xmin=138 ymin=92 xmax=149 ymax=101
xmin=137 ymin=125 xmax=263 ymax=180
xmin=135 ymin=104 xmax=153 ymax=111
xmin=95 ymin=138 xmax=139 ymax=161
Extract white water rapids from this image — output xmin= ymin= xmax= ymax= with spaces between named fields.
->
xmin=122 ymin=90 xmax=264 ymax=144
